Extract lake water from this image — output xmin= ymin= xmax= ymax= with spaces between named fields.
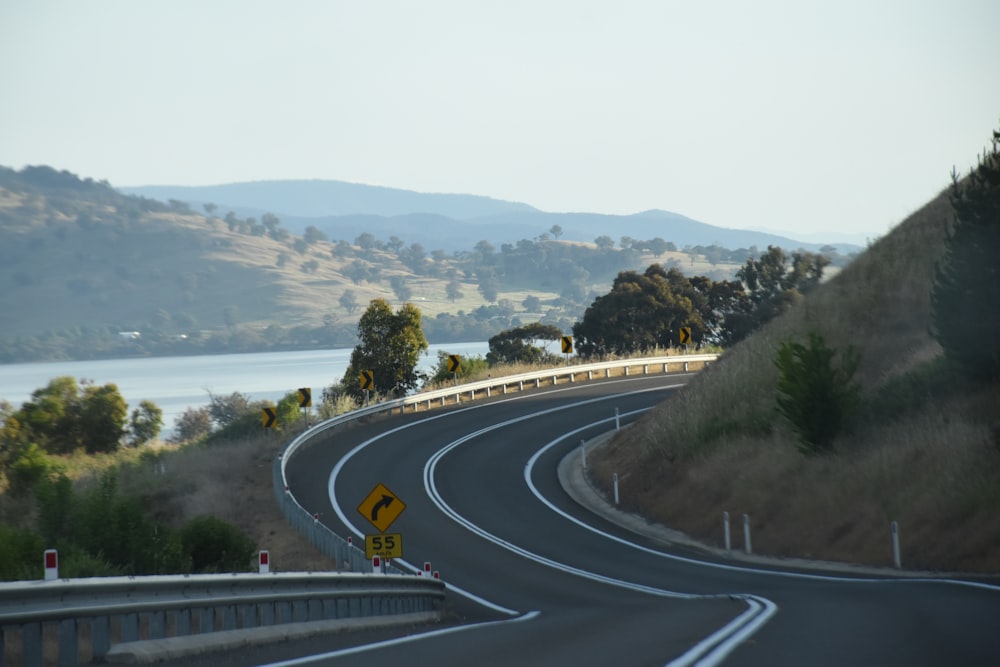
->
xmin=0 ymin=342 xmax=490 ymax=434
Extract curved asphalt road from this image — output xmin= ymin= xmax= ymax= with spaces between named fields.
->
xmin=268 ymin=374 xmax=1000 ymax=666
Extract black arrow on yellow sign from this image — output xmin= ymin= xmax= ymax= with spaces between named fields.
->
xmin=261 ymin=407 xmax=277 ymax=429
xmin=679 ymin=327 xmax=692 ymax=346
xmin=370 ymin=494 xmax=395 ymax=522
xmin=297 ymin=387 xmax=311 ymax=408
xmin=448 ymin=354 xmax=461 ymax=373
xmin=561 ymin=335 xmax=573 ymax=354
xmin=359 ymin=370 xmax=374 ymax=390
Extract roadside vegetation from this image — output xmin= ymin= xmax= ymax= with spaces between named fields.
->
xmin=0 ymin=165 xmax=852 ymax=363
xmin=588 ymin=125 xmax=1000 ymax=573
xmin=2 ymin=129 xmax=993 ymax=580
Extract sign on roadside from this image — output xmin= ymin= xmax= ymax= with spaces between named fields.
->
xmin=365 ymin=533 xmax=403 ymax=559
xmin=357 ymin=482 xmax=406 ymax=532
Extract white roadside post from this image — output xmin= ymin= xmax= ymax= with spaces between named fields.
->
xmin=723 ymin=512 xmax=731 ymax=551
xmin=742 ymin=514 xmax=753 ymax=555
xmin=372 ymin=555 xmax=382 ymax=574
xmin=44 ymin=549 xmax=58 ymax=581
xmin=258 ymin=550 xmax=270 ymax=574
xmin=613 ymin=473 xmax=620 ymax=506
xmin=580 ymin=439 xmax=587 ymax=468
xmin=614 ymin=408 xmax=620 ymax=431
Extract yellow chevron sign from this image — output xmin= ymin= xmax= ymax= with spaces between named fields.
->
xmin=679 ymin=327 xmax=692 ymax=345
xmin=297 ymin=387 xmax=311 ymax=408
xmin=359 ymin=370 xmax=374 ymax=390
xmin=561 ymin=336 xmax=573 ymax=354
xmin=261 ymin=407 xmax=277 ymax=428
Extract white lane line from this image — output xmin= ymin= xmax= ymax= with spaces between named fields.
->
xmin=523 ymin=414 xmax=1000 ymax=592
xmin=255 ymin=611 xmax=542 ymax=667
xmin=327 ymin=379 xmax=674 ymax=616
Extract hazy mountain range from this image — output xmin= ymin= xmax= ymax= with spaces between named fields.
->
xmin=121 ymin=180 xmax=863 ymax=255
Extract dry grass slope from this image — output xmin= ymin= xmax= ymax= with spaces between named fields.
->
xmin=591 ymin=188 xmax=1000 ymax=573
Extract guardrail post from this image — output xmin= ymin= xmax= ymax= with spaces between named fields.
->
xmin=683 ymin=361 xmax=689 ymax=372
xmin=742 ymin=514 xmax=752 ymax=555
xmin=59 ymin=618 xmax=78 ymax=667
xmin=23 ymin=622 xmax=41 ymax=667
xmin=643 ymin=364 xmax=649 ymax=374
xmin=92 ymin=615 xmax=111 ymax=659
xmin=891 ymin=521 xmax=901 ymax=569
xmin=723 ymin=511 xmax=731 ymax=551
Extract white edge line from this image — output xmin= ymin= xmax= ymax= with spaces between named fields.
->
xmin=256 ymin=610 xmax=542 ymax=667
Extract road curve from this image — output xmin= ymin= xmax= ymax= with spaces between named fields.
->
xmin=269 ymin=375 xmax=1000 ymax=666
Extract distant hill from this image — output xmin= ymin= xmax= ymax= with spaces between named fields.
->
xmin=119 ymin=180 xmax=538 ymax=220
xmin=121 ymin=180 xmax=862 ymax=255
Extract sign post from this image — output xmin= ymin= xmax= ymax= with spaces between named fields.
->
xmin=359 ymin=370 xmax=374 ymax=405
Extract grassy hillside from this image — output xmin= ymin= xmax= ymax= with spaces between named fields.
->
xmin=0 ymin=167 xmax=757 ymax=362
xmin=591 ymin=188 xmax=1000 ymax=573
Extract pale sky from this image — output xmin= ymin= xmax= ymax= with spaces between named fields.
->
xmin=2 ymin=1 xmax=998 ymax=243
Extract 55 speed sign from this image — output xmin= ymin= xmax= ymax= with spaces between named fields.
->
xmin=365 ymin=533 xmax=403 ymax=559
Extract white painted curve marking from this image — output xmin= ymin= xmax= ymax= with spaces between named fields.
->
xmin=321 ymin=379 xmax=999 ymax=665
xmin=256 ymin=611 xmax=542 ymax=667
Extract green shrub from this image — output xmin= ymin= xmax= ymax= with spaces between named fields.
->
xmin=180 ymin=515 xmax=256 ymax=573
xmin=7 ymin=443 xmax=54 ymax=497
xmin=0 ymin=524 xmax=44 ymax=581
xmin=774 ymin=332 xmax=860 ymax=454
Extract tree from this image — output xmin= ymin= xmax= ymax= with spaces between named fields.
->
xmin=14 ymin=377 xmax=128 ymax=455
xmin=573 ymin=265 xmax=701 ymax=357
xmin=594 ymin=235 xmax=615 ymax=249
xmin=476 ymin=268 xmax=500 ymax=303
xmin=128 ymin=400 xmax=163 ymax=447
xmin=389 ymin=275 xmax=412 ymax=302
xmin=339 ymin=289 xmax=360 ymax=314
xmin=730 ymin=245 xmax=829 ymax=345
xmin=341 ymin=299 xmax=428 ymax=400
xmin=303 ymin=225 xmax=328 ymax=244
xmin=355 ymin=232 xmax=377 ymax=250
xmin=549 ymin=224 xmax=563 ymax=240
xmin=487 ymin=323 xmax=563 ymax=365
xmin=932 ymin=125 xmax=1000 ymax=381
xmin=206 ymin=391 xmax=252 ymax=429
xmin=446 ymin=279 xmax=464 ymax=303
xmin=77 ymin=383 xmax=128 ymax=453
xmin=775 ymin=332 xmax=860 ymax=454
xmin=172 ymin=406 xmax=212 ymax=443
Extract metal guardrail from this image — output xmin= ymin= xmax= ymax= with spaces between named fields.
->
xmin=274 ymin=353 xmax=718 ymax=567
xmin=281 ymin=353 xmax=719 ymax=462
xmin=0 ymin=572 xmax=444 ymax=666
xmin=0 ymin=353 xmax=715 ymax=666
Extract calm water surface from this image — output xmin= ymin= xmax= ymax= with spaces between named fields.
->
xmin=0 ymin=342 xmax=490 ymax=433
